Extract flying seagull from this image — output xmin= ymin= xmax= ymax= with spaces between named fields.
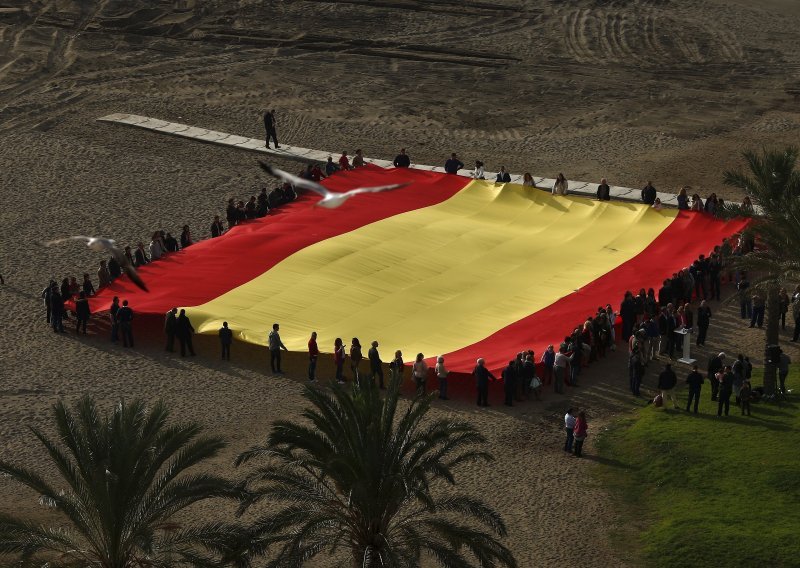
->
xmin=259 ymin=161 xmax=410 ymax=209
xmin=42 ymin=236 xmax=149 ymax=292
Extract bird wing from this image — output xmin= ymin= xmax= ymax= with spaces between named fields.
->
xmin=343 ymin=183 xmax=411 ymax=196
xmin=41 ymin=236 xmax=92 ymax=246
xmin=122 ymin=264 xmax=149 ymax=292
xmin=258 ymin=161 xmax=330 ymax=197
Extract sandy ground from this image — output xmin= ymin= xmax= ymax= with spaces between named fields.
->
xmin=2 ymin=0 xmax=800 ymax=565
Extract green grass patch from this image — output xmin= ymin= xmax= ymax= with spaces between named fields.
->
xmin=596 ymin=366 xmax=800 ymax=568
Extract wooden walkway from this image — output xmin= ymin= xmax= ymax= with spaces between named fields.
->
xmin=98 ymin=113 xmax=680 ymax=206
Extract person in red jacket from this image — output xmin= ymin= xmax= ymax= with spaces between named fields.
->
xmin=573 ymin=411 xmax=588 ymax=457
xmin=308 ymin=331 xmax=319 ymax=382
xmin=338 ymin=151 xmax=351 ymax=171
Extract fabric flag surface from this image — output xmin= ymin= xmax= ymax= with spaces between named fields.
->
xmin=91 ymin=166 xmax=749 ymax=374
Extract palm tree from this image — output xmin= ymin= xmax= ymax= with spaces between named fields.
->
xmin=0 ymin=396 xmax=244 ymax=567
xmin=235 ymin=376 xmax=517 ymax=568
xmin=723 ymin=146 xmax=800 ymax=395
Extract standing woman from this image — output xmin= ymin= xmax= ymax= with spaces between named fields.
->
xmin=573 ymin=411 xmax=588 ymax=457
xmin=552 ymin=173 xmax=568 ymax=196
xmin=412 ymin=353 xmax=428 ymax=396
xmin=540 ymin=345 xmax=555 ymax=386
xmin=677 ymin=186 xmax=689 ymax=210
xmin=180 ymin=225 xmax=193 ymax=248
xmin=691 ymin=194 xmax=703 ymax=211
xmin=334 ymin=338 xmax=346 ymax=384
xmin=435 ymin=356 xmax=449 ymax=400
xmin=389 ymin=350 xmax=404 ymax=385
xmin=472 ymin=160 xmax=485 ymax=180
xmin=350 ymin=338 xmax=363 ymax=384
xmin=522 ymin=172 xmax=535 ymax=187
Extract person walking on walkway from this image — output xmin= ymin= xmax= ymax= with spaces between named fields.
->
xmin=263 ymin=109 xmax=279 ymax=148
xmin=176 ymin=309 xmax=195 ymax=357
xmin=268 ymin=323 xmax=288 ymax=373
xmin=219 ymin=321 xmax=232 ymax=361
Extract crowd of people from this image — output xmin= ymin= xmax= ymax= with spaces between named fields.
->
xmin=38 ymin=126 xmax=798 ymax=462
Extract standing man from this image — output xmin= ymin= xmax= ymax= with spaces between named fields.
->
xmin=74 ymin=292 xmax=91 ymax=335
xmin=41 ymin=280 xmax=55 ymax=323
xmin=641 ymin=180 xmax=657 ymax=205
xmin=473 ymin=358 xmax=496 ymax=407
xmin=164 ymin=307 xmax=177 ymax=352
xmin=707 ymin=352 xmax=725 ymax=401
xmin=554 ymin=347 xmax=569 ymax=394
xmin=219 ymin=322 xmax=233 ymax=361
xmin=696 ymin=300 xmax=712 ymax=346
xmin=596 ymin=178 xmax=611 ymax=201
xmin=176 ymin=309 xmax=195 ymax=357
xmin=117 ymin=300 xmax=134 ymax=348
xmin=368 ymin=340 xmax=383 ymax=389
xmin=308 ymin=331 xmax=319 ymax=382
xmin=495 ymin=166 xmax=511 ymax=183
xmin=657 ymin=363 xmax=679 ymax=409
xmin=685 ymin=364 xmax=704 ymax=413
xmin=502 ymin=359 xmax=517 ymax=406
xmin=268 ymin=323 xmax=288 ymax=374
xmin=717 ymin=365 xmax=734 ymax=417
xmin=444 ymin=153 xmax=464 ymax=174
xmin=750 ymin=293 xmax=765 ymax=328
xmin=263 ymin=109 xmax=279 ymax=149
xmin=393 ymin=148 xmax=410 ymax=168
xmin=210 ymin=215 xmax=225 ymax=238
xmin=109 ymin=296 xmax=120 ymax=343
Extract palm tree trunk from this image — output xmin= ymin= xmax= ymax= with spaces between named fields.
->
xmin=763 ymin=284 xmax=780 ymax=396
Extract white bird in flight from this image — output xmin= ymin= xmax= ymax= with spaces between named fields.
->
xmin=42 ymin=236 xmax=149 ymax=292
xmin=259 ymin=161 xmax=410 ymax=209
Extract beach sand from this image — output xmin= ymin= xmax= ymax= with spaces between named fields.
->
xmin=1 ymin=1 xmax=800 ymax=565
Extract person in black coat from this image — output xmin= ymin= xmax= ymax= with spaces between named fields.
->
xmin=117 ymin=300 xmax=134 ymax=347
xmin=74 ymin=291 xmax=91 ymax=335
xmin=707 ymin=352 xmax=725 ymax=401
xmin=210 ymin=215 xmax=225 ymax=238
xmin=685 ymin=364 xmax=704 ymax=413
xmin=696 ymin=300 xmax=712 ymax=346
xmin=133 ymin=243 xmax=149 ymax=267
xmin=263 ymin=109 xmax=279 ymax=148
xmin=176 ymin=309 xmax=195 ymax=357
xmin=50 ymin=286 xmax=65 ymax=333
xmin=664 ymin=307 xmax=677 ymax=359
xmin=657 ymin=279 xmax=672 ymax=308
xmin=164 ymin=233 xmax=179 ymax=253
xmin=226 ymin=198 xmax=238 ymax=229
xmin=502 ymin=360 xmax=517 ymax=406
xmin=42 ymin=280 xmax=55 ymax=323
xmin=164 ymin=307 xmax=177 ymax=352
xmin=597 ymin=178 xmax=611 ymax=201
xmin=657 ymin=363 xmax=678 ymax=408
xmin=620 ymin=291 xmax=637 ymax=341
xmin=641 ymin=181 xmax=657 ymax=205
xmin=717 ymin=366 xmax=734 ymax=417
xmin=473 ymin=358 xmax=496 ymax=407
xmin=219 ymin=321 xmax=233 ymax=361
xmin=393 ymin=148 xmax=411 ymax=168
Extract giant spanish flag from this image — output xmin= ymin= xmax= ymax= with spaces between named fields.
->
xmin=91 ymin=166 xmax=748 ymax=374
